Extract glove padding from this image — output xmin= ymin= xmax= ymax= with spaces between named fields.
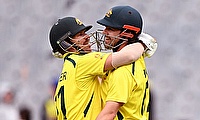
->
xmin=138 ymin=33 xmax=158 ymax=58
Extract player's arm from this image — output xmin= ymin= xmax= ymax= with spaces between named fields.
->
xmin=103 ymin=33 xmax=157 ymax=71
xmin=138 ymin=33 xmax=158 ymax=58
xmin=96 ymin=101 xmax=123 ymax=120
xmin=104 ymin=42 xmax=144 ymax=71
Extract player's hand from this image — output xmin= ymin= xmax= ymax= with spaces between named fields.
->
xmin=138 ymin=33 xmax=158 ymax=58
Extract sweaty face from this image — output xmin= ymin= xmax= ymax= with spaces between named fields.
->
xmin=70 ymin=30 xmax=92 ymax=53
xmin=103 ymin=27 xmax=121 ymax=49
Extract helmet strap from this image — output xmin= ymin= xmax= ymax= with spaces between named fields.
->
xmin=113 ymin=40 xmax=128 ymax=52
xmin=112 ymin=38 xmax=128 ymax=52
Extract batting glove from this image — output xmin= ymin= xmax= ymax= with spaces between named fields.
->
xmin=138 ymin=33 xmax=158 ymax=58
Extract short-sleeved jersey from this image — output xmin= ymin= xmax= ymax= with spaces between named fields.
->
xmin=101 ymin=56 xmax=150 ymax=120
xmin=54 ymin=52 xmax=110 ymax=120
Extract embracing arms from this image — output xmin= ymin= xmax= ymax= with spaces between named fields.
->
xmin=104 ymin=42 xmax=144 ymax=71
xmin=104 ymin=33 xmax=157 ymax=71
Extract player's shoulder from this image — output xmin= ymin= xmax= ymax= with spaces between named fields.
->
xmin=111 ymin=63 xmax=136 ymax=78
xmin=135 ymin=56 xmax=146 ymax=68
xmin=112 ymin=65 xmax=130 ymax=74
xmin=136 ymin=56 xmax=145 ymax=63
xmin=83 ymin=52 xmax=111 ymax=59
xmin=87 ymin=51 xmax=110 ymax=55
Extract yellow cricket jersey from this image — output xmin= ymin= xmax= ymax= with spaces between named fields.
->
xmin=45 ymin=98 xmax=57 ymax=119
xmin=101 ymin=56 xmax=150 ymax=120
xmin=54 ymin=52 xmax=110 ymax=120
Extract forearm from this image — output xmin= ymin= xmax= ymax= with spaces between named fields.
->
xmin=96 ymin=110 xmax=116 ymax=120
xmin=96 ymin=101 xmax=122 ymax=120
xmin=111 ymin=43 xmax=144 ymax=68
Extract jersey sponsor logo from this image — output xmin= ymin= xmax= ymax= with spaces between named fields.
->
xmin=94 ymin=53 xmax=105 ymax=59
xmin=94 ymin=54 xmax=100 ymax=58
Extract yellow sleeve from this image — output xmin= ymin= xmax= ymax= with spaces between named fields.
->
xmin=77 ymin=52 xmax=111 ymax=75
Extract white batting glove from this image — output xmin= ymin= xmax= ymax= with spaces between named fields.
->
xmin=138 ymin=33 xmax=158 ymax=58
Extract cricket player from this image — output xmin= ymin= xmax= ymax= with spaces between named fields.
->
xmin=49 ymin=16 xmax=156 ymax=120
xmin=96 ymin=6 xmax=157 ymax=120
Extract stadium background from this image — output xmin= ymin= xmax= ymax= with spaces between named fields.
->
xmin=0 ymin=0 xmax=200 ymax=120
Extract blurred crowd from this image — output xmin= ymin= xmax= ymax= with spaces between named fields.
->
xmin=0 ymin=77 xmax=58 ymax=120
